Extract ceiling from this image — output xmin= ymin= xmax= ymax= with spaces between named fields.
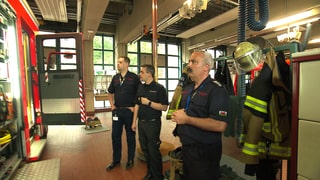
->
xmin=25 ymin=0 xmax=238 ymax=37
xmin=26 ymin=0 xmax=132 ymax=32
xmin=156 ymin=0 xmax=238 ymax=37
xmin=25 ymin=0 xmax=320 ymax=49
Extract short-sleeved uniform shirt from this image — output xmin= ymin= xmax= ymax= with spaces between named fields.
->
xmin=177 ymin=75 xmax=230 ymax=145
xmin=108 ymin=71 xmax=140 ymax=107
xmin=136 ymin=81 xmax=169 ymax=120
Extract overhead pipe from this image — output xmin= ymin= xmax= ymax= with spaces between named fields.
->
xmin=236 ymin=0 xmax=269 ymax=138
xmin=299 ymin=22 xmax=312 ymax=52
xmin=238 ymin=0 xmax=246 ymax=43
xmin=236 ymin=0 xmax=247 ymax=139
xmin=246 ymin=0 xmax=269 ymax=31
xmin=152 ymin=0 xmax=158 ymax=81
xmin=76 ymin=0 xmax=82 ymax=32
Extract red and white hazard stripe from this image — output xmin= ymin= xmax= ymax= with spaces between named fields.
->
xmin=79 ymin=79 xmax=86 ymax=122
xmin=45 ymin=72 xmax=49 ymax=82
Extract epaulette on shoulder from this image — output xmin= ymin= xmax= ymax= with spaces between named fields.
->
xmin=211 ymin=80 xmax=222 ymax=87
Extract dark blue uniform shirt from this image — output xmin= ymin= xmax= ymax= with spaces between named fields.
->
xmin=136 ymin=81 xmax=169 ymax=120
xmin=177 ymin=75 xmax=230 ymax=145
xmin=108 ymin=71 xmax=140 ymax=107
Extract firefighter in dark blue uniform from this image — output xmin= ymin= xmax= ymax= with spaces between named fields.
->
xmin=106 ymin=56 xmax=141 ymax=171
xmin=172 ymin=51 xmax=230 ymax=180
xmin=132 ymin=64 xmax=169 ymax=180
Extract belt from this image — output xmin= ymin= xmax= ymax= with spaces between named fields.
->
xmin=117 ymin=106 xmax=133 ymax=109
xmin=139 ymin=118 xmax=158 ymax=122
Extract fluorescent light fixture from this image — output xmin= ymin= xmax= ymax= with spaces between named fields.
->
xmin=274 ymin=17 xmax=319 ymax=31
xmin=266 ymin=9 xmax=317 ymax=29
xmin=158 ymin=14 xmax=183 ymax=32
xmin=309 ymin=38 xmax=320 ymax=44
xmin=77 ymin=0 xmax=82 ymax=32
xmin=187 ymin=43 xmax=205 ymax=50
xmin=130 ymin=33 xmax=144 ymax=44
xmin=35 ymin=0 xmax=68 ymax=22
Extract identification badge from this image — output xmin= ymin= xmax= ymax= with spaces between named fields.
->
xmin=113 ymin=115 xmax=118 ymax=121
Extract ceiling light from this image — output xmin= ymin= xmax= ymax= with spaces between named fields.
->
xmin=309 ymin=38 xmax=320 ymax=44
xmin=187 ymin=43 xmax=205 ymax=50
xmin=130 ymin=33 xmax=144 ymax=44
xmin=265 ymin=7 xmax=320 ymax=29
xmin=157 ymin=14 xmax=183 ymax=32
xmin=76 ymin=0 xmax=82 ymax=32
xmin=35 ymin=0 xmax=68 ymax=22
xmin=273 ymin=17 xmax=319 ymax=31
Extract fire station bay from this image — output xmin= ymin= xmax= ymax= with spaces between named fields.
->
xmin=0 ymin=0 xmax=320 ymax=179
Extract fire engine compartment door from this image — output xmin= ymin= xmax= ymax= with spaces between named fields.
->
xmin=36 ymin=33 xmax=84 ymax=125
xmin=39 ymin=72 xmax=80 ymax=113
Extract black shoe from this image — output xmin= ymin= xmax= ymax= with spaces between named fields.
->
xmin=126 ymin=160 xmax=134 ymax=169
xmin=106 ymin=161 xmax=120 ymax=171
xmin=142 ymin=173 xmax=152 ymax=180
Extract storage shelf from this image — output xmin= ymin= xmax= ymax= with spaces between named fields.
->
xmin=0 ymin=120 xmax=15 ymax=129
xmin=0 ymin=153 xmax=21 ymax=179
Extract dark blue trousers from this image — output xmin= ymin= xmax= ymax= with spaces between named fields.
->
xmin=138 ymin=119 xmax=163 ymax=180
xmin=182 ymin=141 xmax=222 ymax=180
xmin=111 ymin=108 xmax=136 ymax=162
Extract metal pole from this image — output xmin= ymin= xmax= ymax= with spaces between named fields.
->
xmin=152 ymin=0 xmax=158 ymax=81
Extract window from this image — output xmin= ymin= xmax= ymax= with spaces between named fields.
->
xmin=127 ymin=42 xmax=139 ymax=74
xmin=127 ymin=41 xmax=181 ymax=102
xmin=140 ymin=41 xmax=152 ymax=53
xmin=93 ymin=34 xmax=115 ymax=108
xmin=42 ymin=37 xmax=78 ymax=71
xmin=207 ymin=47 xmax=227 ymax=77
xmin=93 ymin=35 xmax=114 ymax=70
xmin=93 ymin=36 xmax=182 ymax=108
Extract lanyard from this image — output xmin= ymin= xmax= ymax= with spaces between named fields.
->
xmin=185 ymin=83 xmax=205 ymax=110
xmin=119 ymin=75 xmax=125 ymax=86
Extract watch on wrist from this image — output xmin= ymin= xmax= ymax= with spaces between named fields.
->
xmin=148 ymin=101 xmax=152 ymax=106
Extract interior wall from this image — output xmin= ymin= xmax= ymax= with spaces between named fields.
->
xmin=115 ymin=43 xmax=127 ymax=62
xmin=83 ymin=40 xmax=95 ymax=114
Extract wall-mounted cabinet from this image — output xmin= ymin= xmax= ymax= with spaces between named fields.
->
xmin=292 ymin=49 xmax=320 ymax=180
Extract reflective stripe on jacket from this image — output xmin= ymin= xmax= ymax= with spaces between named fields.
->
xmin=240 ymin=48 xmax=291 ymax=164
